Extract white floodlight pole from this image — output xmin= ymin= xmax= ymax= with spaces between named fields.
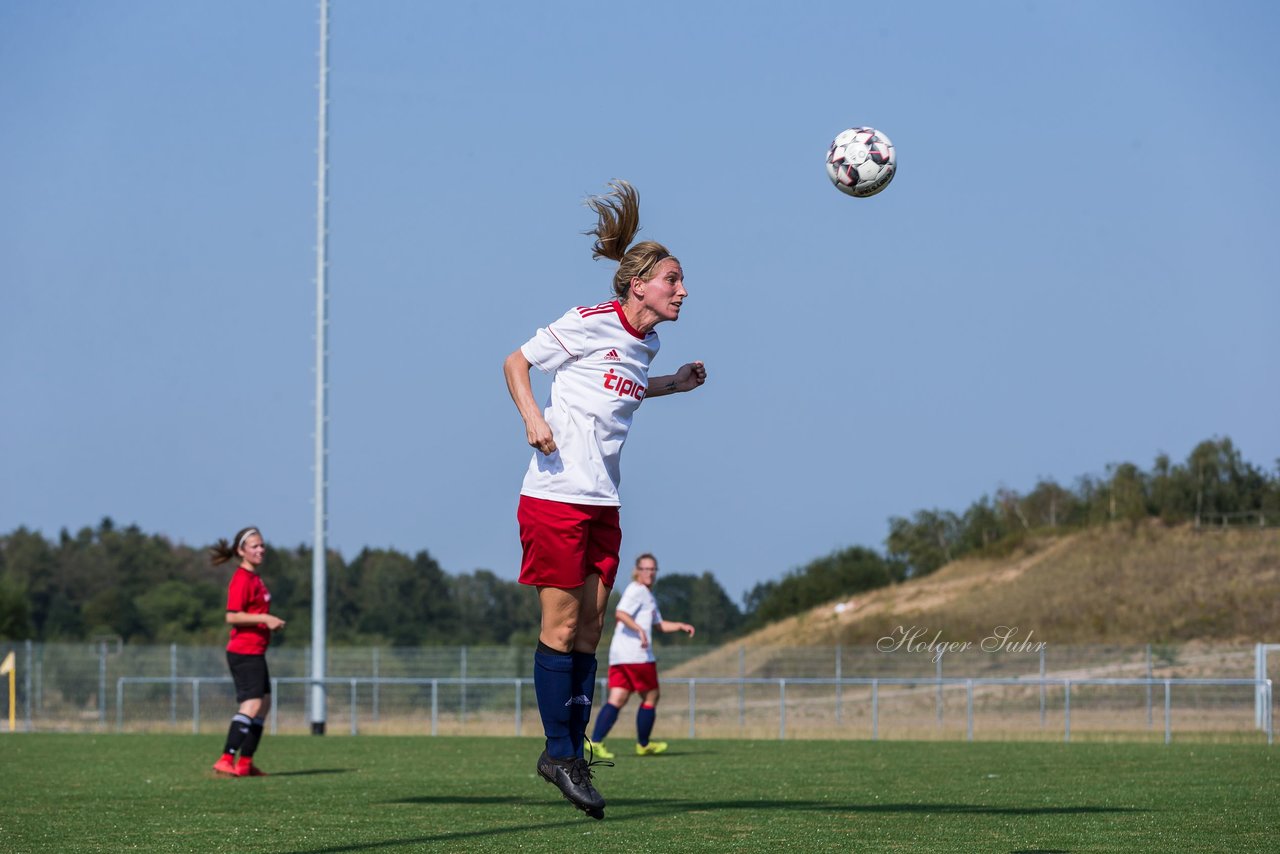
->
xmin=311 ymin=0 xmax=330 ymax=736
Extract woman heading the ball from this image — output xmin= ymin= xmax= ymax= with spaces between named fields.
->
xmin=504 ymin=180 xmax=706 ymax=820
xmin=210 ymin=526 xmax=285 ymax=778
xmin=587 ymin=552 xmax=694 ymax=760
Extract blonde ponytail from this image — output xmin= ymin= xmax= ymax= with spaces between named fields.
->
xmin=584 ymin=181 xmax=677 ymax=302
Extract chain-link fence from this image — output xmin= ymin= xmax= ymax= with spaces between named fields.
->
xmin=1 ymin=640 xmax=1275 ymax=742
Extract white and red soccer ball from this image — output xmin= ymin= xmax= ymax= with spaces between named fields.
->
xmin=825 ymin=126 xmax=896 ymax=198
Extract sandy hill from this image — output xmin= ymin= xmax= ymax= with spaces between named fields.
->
xmin=677 ymin=524 xmax=1280 ymax=677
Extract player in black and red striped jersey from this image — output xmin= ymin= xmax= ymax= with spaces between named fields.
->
xmin=209 ymin=526 xmax=285 ymax=777
xmin=503 ymin=181 xmax=706 ymax=819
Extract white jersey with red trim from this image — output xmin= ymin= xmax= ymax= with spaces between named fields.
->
xmin=519 ymin=300 xmax=659 ymax=506
xmin=609 ymin=581 xmax=663 ymax=665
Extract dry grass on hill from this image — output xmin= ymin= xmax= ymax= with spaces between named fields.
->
xmin=727 ymin=523 xmax=1280 ymax=652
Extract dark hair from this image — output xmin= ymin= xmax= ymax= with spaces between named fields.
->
xmin=209 ymin=526 xmax=261 ymax=566
xmin=584 ymin=181 xmax=678 ymax=302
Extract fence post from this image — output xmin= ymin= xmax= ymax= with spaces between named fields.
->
xmin=303 ymin=645 xmax=310 ymax=722
xmin=966 ymin=679 xmax=974 ymax=742
xmin=1164 ymin=680 xmax=1171 ymax=745
xmin=935 ymin=653 xmax=944 ymax=727
xmin=1152 ymin=647 xmax=1162 ymax=727
xmin=372 ymin=647 xmax=380 ymax=723
xmin=350 ymin=679 xmax=358 ymax=736
xmin=1256 ymin=644 xmax=1267 ymax=729
xmin=431 ymin=679 xmax=438 ymax=736
xmin=116 ymin=679 xmax=124 ymax=733
xmin=170 ymin=643 xmax=178 ymax=727
xmin=460 ymin=647 xmax=467 ymax=727
xmin=688 ymin=679 xmax=696 ymax=739
xmin=778 ymin=679 xmax=786 ymax=741
xmin=1039 ymin=648 xmax=1046 ymax=727
xmin=835 ymin=644 xmax=843 ymax=725
xmin=514 ymin=680 xmax=522 ymax=737
xmin=738 ymin=646 xmax=745 ymax=729
xmin=271 ymin=678 xmax=278 ymax=734
xmin=1064 ymin=680 xmax=1071 ymax=743
xmin=1259 ymin=681 xmax=1269 ymax=747
xmin=23 ymin=639 xmax=32 ymax=732
xmin=871 ymin=679 xmax=878 ymax=741
xmin=98 ymin=641 xmax=107 ymax=728
xmin=193 ymin=679 xmax=201 ymax=735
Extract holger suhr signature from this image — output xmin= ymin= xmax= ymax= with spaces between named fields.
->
xmin=876 ymin=626 xmax=1046 ymax=662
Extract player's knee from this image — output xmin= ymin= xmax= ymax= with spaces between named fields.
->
xmin=576 ymin=623 xmax=603 ymax=651
xmin=544 ymin=620 xmax=579 ymax=649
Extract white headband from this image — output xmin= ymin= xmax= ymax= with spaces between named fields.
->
xmin=234 ymin=528 xmax=261 ymax=550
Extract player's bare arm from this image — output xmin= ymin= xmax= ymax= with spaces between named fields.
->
xmin=226 ymin=611 xmax=285 ymax=631
xmin=503 ymin=349 xmax=557 ymax=454
xmin=658 ymin=620 xmax=695 ymax=638
xmin=646 ymin=360 xmax=706 ymax=398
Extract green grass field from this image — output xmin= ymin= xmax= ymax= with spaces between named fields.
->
xmin=1 ymin=734 xmax=1276 ymax=852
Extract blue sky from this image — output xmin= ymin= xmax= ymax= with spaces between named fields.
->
xmin=2 ymin=1 xmax=1277 ymax=605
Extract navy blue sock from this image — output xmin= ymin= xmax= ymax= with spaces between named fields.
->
xmin=569 ymin=652 xmax=598 ymax=758
xmin=591 ymin=702 xmax=621 ymax=744
xmin=637 ymin=703 xmax=656 ymax=746
xmin=534 ymin=645 xmax=574 ymax=759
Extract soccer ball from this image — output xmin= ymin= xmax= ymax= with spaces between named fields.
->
xmin=825 ymin=126 xmax=896 ymax=198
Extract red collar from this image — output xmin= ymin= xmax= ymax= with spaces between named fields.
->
xmin=612 ymin=300 xmax=647 ymax=340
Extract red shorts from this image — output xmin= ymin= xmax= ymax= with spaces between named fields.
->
xmin=608 ymin=662 xmax=659 ymax=693
xmin=517 ymin=495 xmax=621 ymax=589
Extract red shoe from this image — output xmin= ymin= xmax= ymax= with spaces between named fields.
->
xmin=212 ymin=754 xmax=237 ymax=776
xmin=235 ymin=756 xmax=268 ymax=777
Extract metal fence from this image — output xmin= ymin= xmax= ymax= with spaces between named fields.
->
xmin=111 ymin=673 xmax=1272 ymax=745
xmin=3 ymin=640 xmax=1278 ymax=743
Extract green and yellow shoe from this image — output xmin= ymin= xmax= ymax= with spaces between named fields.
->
xmin=635 ymin=741 xmax=668 ymax=756
xmin=585 ymin=738 xmax=615 ymax=760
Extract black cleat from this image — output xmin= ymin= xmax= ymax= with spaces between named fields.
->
xmin=536 ymin=750 xmax=610 ymax=819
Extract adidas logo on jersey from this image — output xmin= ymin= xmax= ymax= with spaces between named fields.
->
xmin=603 ymin=349 xmax=621 ymax=361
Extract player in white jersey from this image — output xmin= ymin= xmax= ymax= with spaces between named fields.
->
xmin=503 ymin=181 xmax=706 ymax=820
xmin=587 ymin=553 xmax=694 ymax=759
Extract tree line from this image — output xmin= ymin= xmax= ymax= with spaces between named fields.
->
xmin=880 ymin=436 xmax=1278 ymax=578
xmin=1 ymin=436 xmax=1275 ymax=645
xmin=0 ymin=520 xmax=749 ymax=647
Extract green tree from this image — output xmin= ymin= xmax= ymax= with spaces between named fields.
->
xmin=0 ymin=574 xmax=32 ymax=639
xmin=346 ymin=548 xmax=456 ymax=645
xmin=745 ymin=547 xmax=902 ymax=628
xmin=0 ymin=527 xmax=57 ymax=636
xmin=1023 ymin=479 xmax=1077 ymax=528
xmin=451 ymin=570 xmax=539 ymax=645
xmin=1149 ymin=452 xmax=1196 ymax=524
xmin=958 ymin=496 xmax=1005 ymax=551
xmin=135 ymin=580 xmax=221 ymax=642
xmin=886 ymin=509 xmax=962 ymax=577
xmin=81 ymin=586 xmax=142 ymax=641
xmin=1107 ymin=462 xmax=1149 ymax=523
xmin=1187 ymin=437 xmax=1270 ymax=520
xmin=652 ymin=571 xmax=742 ymax=644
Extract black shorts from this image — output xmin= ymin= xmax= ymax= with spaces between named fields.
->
xmin=226 ymin=652 xmax=271 ymax=703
